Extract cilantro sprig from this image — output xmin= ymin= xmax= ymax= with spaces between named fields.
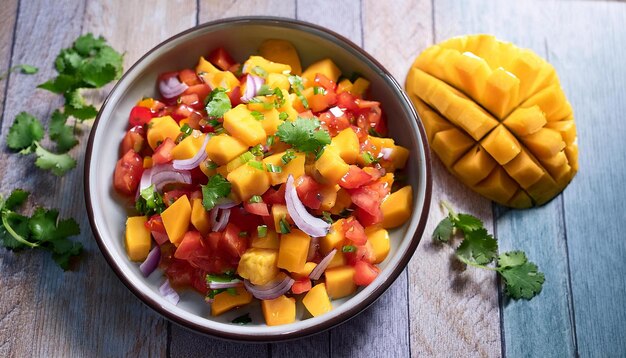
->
xmin=0 ymin=189 xmax=82 ymax=270
xmin=434 ymin=201 xmax=545 ymax=300
xmin=276 ymin=117 xmax=331 ymax=155
xmin=0 ymin=64 xmax=38 ymax=81
xmin=201 ymin=174 xmax=232 ymax=211
xmin=205 ymin=87 xmax=232 ymax=119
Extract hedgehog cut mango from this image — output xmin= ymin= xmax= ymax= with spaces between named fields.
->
xmin=406 ymin=34 xmax=578 ymax=208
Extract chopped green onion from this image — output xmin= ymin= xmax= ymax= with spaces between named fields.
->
xmin=252 ymin=66 xmax=268 ymax=77
xmin=205 ymin=160 xmax=218 ymax=169
xmin=247 ymin=160 xmax=264 ymax=170
xmin=266 ymin=135 xmax=275 ymax=147
xmin=362 ymin=151 xmax=377 ymax=165
xmin=281 ymin=150 xmax=296 ymax=164
xmin=273 ymin=87 xmax=285 ymax=106
xmin=232 ymin=313 xmax=252 ymax=325
xmin=257 ymin=225 xmax=268 ymax=238
xmin=180 ymin=123 xmax=193 ymax=136
xmin=249 ymin=195 xmax=263 ymax=203
xmin=322 ymin=211 xmax=333 ymax=224
xmin=256 ymin=84 xmax=272 ymax=96
xmin=207 ymin=289 xmax=225 ymax=299
xmin=288 ymin=75 xmax=309 ymax=109
xmin=279 ymin=112 xmax=289 ymax=121
xmin=315 ymin=147 xmax=325 ymax=160
xmin=279 ymin=217 xmax=291 ymax=234
xmin=313 ymin=86 xmax=326 ymax=95
xmin=342 ymin=245 xmax=356 ymax=253
xmin=250 ymin=111 xmax=265 ymax=121
xmin=266 ymin=163 xmax=282 ymax=173
xmin=250 ymin=144 xmax=264 ymax=157
xmin=368 ymin=128 xmax=383 ymax=137
xmin=206 ymin=273 xmax=236 ymax=283
xmin=227 ymin=287 xmax=238 ymax=296
xmin=240 ymin=151 xmax=254 ymax=163
xmin=238 ymin=231 xmax=248 ymax=238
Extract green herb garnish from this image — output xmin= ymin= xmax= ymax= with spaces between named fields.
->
xmin=279 ymin=217 xmax=291 ymax=234
xmin=276 ymin=117 xmax=331 ymax=155
xmin=201 ymin=174 xmax=231 ymax=211
xmin=205 ymin=87 xmax=232 ymax=119
xmin=257 ymin=225 xmax=268 ymax=238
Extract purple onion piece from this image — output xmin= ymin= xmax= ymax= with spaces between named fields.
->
xmin=172 ymin=134 xmax=210 ymax=170
xmin=285 ymin=175 xmax=330 ymax=237
xmin=159 ymin=280 xmax=180 ymax=305
xmin=159 ymin=76 xmax=188 ymax=99
xmin=139 ymin=246 xmax=161 ymax=277
xmin=208 ymin=279 xmax=243 ymax=290
xmin=240 ymin=74 xmax=265 ymax=103
xmin=309 ymin=249 xmax=337 ymax=280
xmin=243 ymin=276 xmax=294 ymax=300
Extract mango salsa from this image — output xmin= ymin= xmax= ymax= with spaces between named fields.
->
xmin=211 ymin=286 xmax=253 ymax=316
xmin=277 ymin=229 xmax=310 ymax=273
xmin=125 ymin=216 xmax=151 ymax=261
xmin=262 ymin=295 xmax=296 ymax=326
xmin=161 ymin=195 xmax=192 ymax=245
xmin=302 ymin=283 xmax=332 ymax=317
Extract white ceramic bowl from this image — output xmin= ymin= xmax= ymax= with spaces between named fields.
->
xmin=85 ymin=16 xmax=431 ymax=341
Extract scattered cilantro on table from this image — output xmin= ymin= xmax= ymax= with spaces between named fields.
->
xmin=0 ymin=64 xmax=38 ymax=81
xmin=276 ymin=117 xmax=331 ymax=155
xmin=201 ymin=174 xmax=232 ymax=211
xmin=0 ymin=189 xmax=82 ymax=270
xmin=433 ymin=201 xmax=545 ymax=300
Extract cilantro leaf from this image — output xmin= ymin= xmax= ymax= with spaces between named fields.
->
xmin=201 ymin=174 xmax=231 ymax=211
xmin=231 ymin=313 xmax=252 ymax=325
xmin=136 ymin=185 xmax=165 ymax=216
xmin=276 ymin=117 xmax=331 ymax=154
xmin=453 ymin=213 xmax=483 ymax=233
xmin=205 ymin=88 xmax=232 ymax=119
xmin=64 ymin=90 xmax=99 ymax=120
xmin=51 ymin=240 xmax=83 ymax=270
xmin=432 ymin=217 xmax=453 ymax=243
xmin=4 ymin=189 xmax=29 ymax=211
xmin=49 ymin=110 xmax=78 ymax=152
xmin=38 ymin=74 xmax=79 ymax=94
xmin=497 ymin=251 xmax=528 ymax=269
xmin=34 ymin=142 xmax=77 ymax=176
xmin=15 ymin=64 xmax=38 ymax=75
xmin=499 ymin=261 xmax=545 ymax=300
xmin=7 ymin=112 xmax=44 ymax=151
xmin=455 ymin=228 xmax=498 ymax=265
xmin=0 ymin=212 xmax=31 ymax=249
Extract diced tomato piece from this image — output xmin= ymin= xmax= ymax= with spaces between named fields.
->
xmin=172 ymin=104 xmax=194 ymax=121
xmin=174 ymin=231 xmax=204 ymax=261
xmin=343 ymin=217 xmax=367 ymax=245
xmin=309 ymin=91 xmax=337 ymax=113
xmin=179 ymin=93 xmax=202 ymax=110
xmin=262 ymin=186 xmax=286 ymax=205
xmin=227 ymin=86 xmax=241 ymax=107
xmin=298 ymin=110 xmax=315 ymax=118
xmin=345 ymin=241 xmax=376 ymax=265
xmin=128 ymin=106 xmax=154 ymax=127
xmin=355 ymin=206 xmax=383 ymax=227
xmin=319 ymin=111 xmax=350 ymax=137
xmin=178 ymin=69 xmax=201 ymax=86
xmin=353 ymin=260 xmax=380 ymax=286
xmin=228 ymin=207 xmax=265 ymax=233
xmin=348 ymin=181 xmax=390 ymax=216
xmin=206 ymin=232 xmax=221 ymax=252
xmin=146 ymin=215 xmax=169 ymax=245
xmin=152 ymin=137 xmax=176 ymax=165
xmin=291 ymin=278 xmax=312 ymax=294
xmin=355 ymin=99 xmax=381 ymax=109
xmin=336 ymin=91 xmax=360 ymax=112
xmin=164 ymin=258 xmax=193 ymax=287
xmin=120 ymin=125 xmax=145 ymax=157
xmin=314 ymin=73 xmax=337 ymax=92
xmin=340 ymin=165 xmax=372 ymax=189
xmin=162 ymin=189 xmax=192 ymax=207
xmin=244 ymin=201 xmax=270 ymax=216
xmin=113 ymin=150 xmax=143 ymax=196
xmin=296 ymin=175 xmax=323 ymax=210
xmin=208 ymin=47 xmax=236 ymax=71
xmin=220 ymin=223 xmax=248 ymax=258
xmin=191 ymin=269 xmax=209 ymax=294
xmin=362 ymin=166 xmax=383 ymax=182
xmin=184 ymin=84 xmax=211 ymax=103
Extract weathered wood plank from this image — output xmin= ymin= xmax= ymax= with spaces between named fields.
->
xmin=431 ymin=1 xmax=578 ymax=356
xmin=0 ymin=0 xmax=18 ymax=127
xmin=368 ymin=1 xmax=502 ymax=356
xmin=548 ymin=1 xmax=626 ymax=356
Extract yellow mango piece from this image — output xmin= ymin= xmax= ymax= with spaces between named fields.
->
xmin=291 ymin=261 xmax=317 ymax=279
xmin=454 ymin=52 xmax=491 ymax=100
xmin=302 ymin=58 xmax=342 ymax=85
xmin=143 ymin=156 xmax=153 ymax=169
xmin=252 ymin=230 xmax=280 ymax=250
xmin=327 ymin=250 xmax=347 ymax=269
xmin=216 ymin=165 xmax=229 ymax=177
xmin=205 ymin=134 xmax=248 ymax=165
xmin=161 ymin=195 xmax=192 ymax=246
xmin=262 ymin=151 xmax=306 ymax=186
xmin=411 ymin=96 xmax=454 ymax=142
xmin=302 ymin=283 xmax=332 ymax=317
xmin=258 ymin=39 xmax=302 ymax=75
xmin=190 ymin=198 xmax=210 ymax=235
xmin=503 ymin=149 xmax=545 ymax=189
xmin=147 ymin=116 xmax=181 ymax=150
xmin=480 ymin=125 xmax=521 ymax=165
xmin=481 ymin=67 xmax=520 ymax=119
xmin=507 ymin=49 xmax=546 ymax=100
xmin=337 ymin=78 xmax=353 ymax=94
xmin=277 ymin=229 xmax=311 ymax=273
xmin=521 ymin=84 xmax=569 ymax=121
xmin=276 ymin=89 xmax=299 ymax=121
xmin=315 ymin=147 xmax=350 ymax=184
xmin=324 ymin=266 xmax=356 ymax=299
xmin=351 ymin=77 xmax=370 ymax=97
xmin=565 ymin=144 xmax=579 ymax=172
xmin=471 ymin=34 xmax=500 ymax=68
xmin=521 ymin=128 xmax=565 ymax=159
xmin=244 ymin=56 xmax=292 ymax=77
xmin=171 ymin=133 xmax=206 ymax=160
xmin=223 ymin=104 xmax=267 ymax=146
xmin=330 ymin=128 xmax=359 ymax=164
xmin=319 ymin=184 xmax=340 ymax=211
xmin=272 ymin=204 xmax=290 ymax=233
xmin=474 ymin=167 xmax=519 ymax=204
xmin=237 ymin=248 xmax=279 ymax=285
xmin=366 ymin=227 xmax=390 ymax=264
xmin=125 ymin=216 xmax=151 ymax=262
xmin=267 ymin=73 xmax=292 ymax=91
xmin=227 ymin=163 xmax=271 ymax=201
xmin=502 ymin=105 xmax=547 ymax=137
xmin=211 ymin=286 xmax=253 ymax=316
xmin=545 ymin=120 xmax=577 ymax=146
xmin=329 ymin=189 xmax=352 ymax=215
xmin=199 ymin=70 xmax=239 ymax=91
xmin=381 ymin=186 xmax=413 ymax=229
xmin=258 ymin=108 xmax=282 ymax=135
xmin=431 ymin=128 xmax=475 ymax=167
xmin=262 ymin=295 xmax=296 ymax=326
xmin=508 ymin=190 xmax=533 ymax=209
xmin=389 ymin=145 xmax=410 ymax=170
xmin=453 ymin=145 xmax=498 ymax=186
xmin=321 ymin=219 xmax=345 ymax=255
xmin=196 ymin=56 xmax=220 ymax=74
xmin=526 ymin=173 xmax=561 ymax=206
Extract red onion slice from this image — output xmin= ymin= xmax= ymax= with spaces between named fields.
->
xmin=159 ymin=76 xmax=188 ymax=99
xmin=309 ymin=249 xmax=337 ymax=280
xmin=285 ymin=175 xmax=330 ymax=237
xmin=210 ymin=207 xmax=231 ymax=232
xmin=243 ymin=275 xmax=295 ymax=300
xmin=152 ymin=231 xmax=169 ymax=246
xmin=139 ymin=246 xmax=160 ymax=277
xmin=240 ymin=74 xmax=265 ymax=103
xmin=139 ymin=167 xmax=153 ymax=192
xmin=159 ymin=280 xmax=180 ymax=305
xmin=379 ymin=147 xmax=393 ymax=160
xmin=307 ymin=237 xmax=320 ymax=261
xmin=151 ymin=164 xmax=192 ymax=192
xmin=215 ymin=200 xmax=237 ymax=209
xmin=172 ymin=134 xmax=210 ymax=170
xmin=208 ymin=279 xmax=242 ymax=290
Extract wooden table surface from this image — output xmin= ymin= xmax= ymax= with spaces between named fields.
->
xmin=1 ymin=0 xmax=625 ymax=357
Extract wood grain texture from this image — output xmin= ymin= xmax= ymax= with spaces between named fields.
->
xmin=549 ymin=1 xmax=626 ymax=356
xmin=375 ymin=1 xmax=503 ymax=356
xmin=0 ymin=0 xmax=18 ymax=127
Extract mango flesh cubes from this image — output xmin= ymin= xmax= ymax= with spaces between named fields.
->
xmin=406 ymin=34 xmax=578 ymax=208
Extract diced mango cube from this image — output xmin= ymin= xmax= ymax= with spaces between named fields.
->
xmin=503 ymin=149 xmax=545 ymax=189
xmin=302 ymin=283 xmax=332 ymax=317
xmin=431 ymin=128 xmax=474 ymax=167
xmin=389 ymin=145 xmax=410 ymax=169
xmin=365 ymin=227 xmax=390 ymax=264
xmin=272 ymin=204 xmax=290 ymax=232
xmin=291 ymin=262 xmax=317 ymax=279
xmin=503 ymin=105 xmax=547 ymax=137
xmin=327 ymin=250 xmax=347 ymax=269
xmin=251 ymin=230 xmax=280 ymax=250
xmin=171 ymin=133 xmax=206 ymax=160
xmin=205 ymin=134 xmax=248 ymax=165
xmin=329 ymin=189 xmax=352 ymax=215
xmin=223 ymin=104 xmax=267 ymax=146
xmin=315 ymin=147 xmax=350 ymax=184
xmin=237 ymin=248 xmax=279 ymax=285
xmin=319 ymin=184 xmax=340 ymax=211
xmin=267 ymin=73 xmax=292 ymax=90
xmin=196 ymin=56 xmax=220 ymax=75
xmin=161 ymin=195 xmax=192 ymax=246
xmin=262 ymin=151 xmax=306 ymax=186
xmin=474 ymin=167 xmax=519 ymax=204
xmin=480 ymin=125 xmax=521 ymax=165
xmin=453 ymin=145 xmax=498 ymax=186
xmin=258 ymin=39 xmax=302 ymax=75
xmin=302 ymin=58 xmax=341 ymax=85
xmin=351 ymin=77 xmax=370 ymax=97
xmin=320 ymin=219 xmax=345 ymax=254
xmin=482 ymin=67 xmax=520 ymax=119
xmin=227 ymin=163 xmax=271 ymax=201
xmin=190 ymin=198 xmax=210 ymax=235
xmin=262 ymin=295 xmax=296 ymax=326
xmin=521 ymin=128 xmax=565 ymax=159
xmin=324 ymin=266 xmax=356 ymax=299
xmin=381 ymin=186 xmax=413 ymax=229
xmin=147 ymin=116 xmax=181 ymax=150
xmin=277 ymin=229 xmax=311 ymax=273
xmin=330 ymin=128 xmax=359 ymax=164
xmin=211 ymin=286 xmax=253 ymax=316
xmin=243 ymin=56 xmax=291 ymax=77
xmin=258 ymin=108 xmax=282 ymax=135
xmin=125 ymin=216 xmax=151 ymax=261
xmin=454 ymin=52 xmax=491 ymax=100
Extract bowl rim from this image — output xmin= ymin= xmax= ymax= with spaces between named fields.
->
xmin=84 ymin=15 xmax=432 ymax=342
